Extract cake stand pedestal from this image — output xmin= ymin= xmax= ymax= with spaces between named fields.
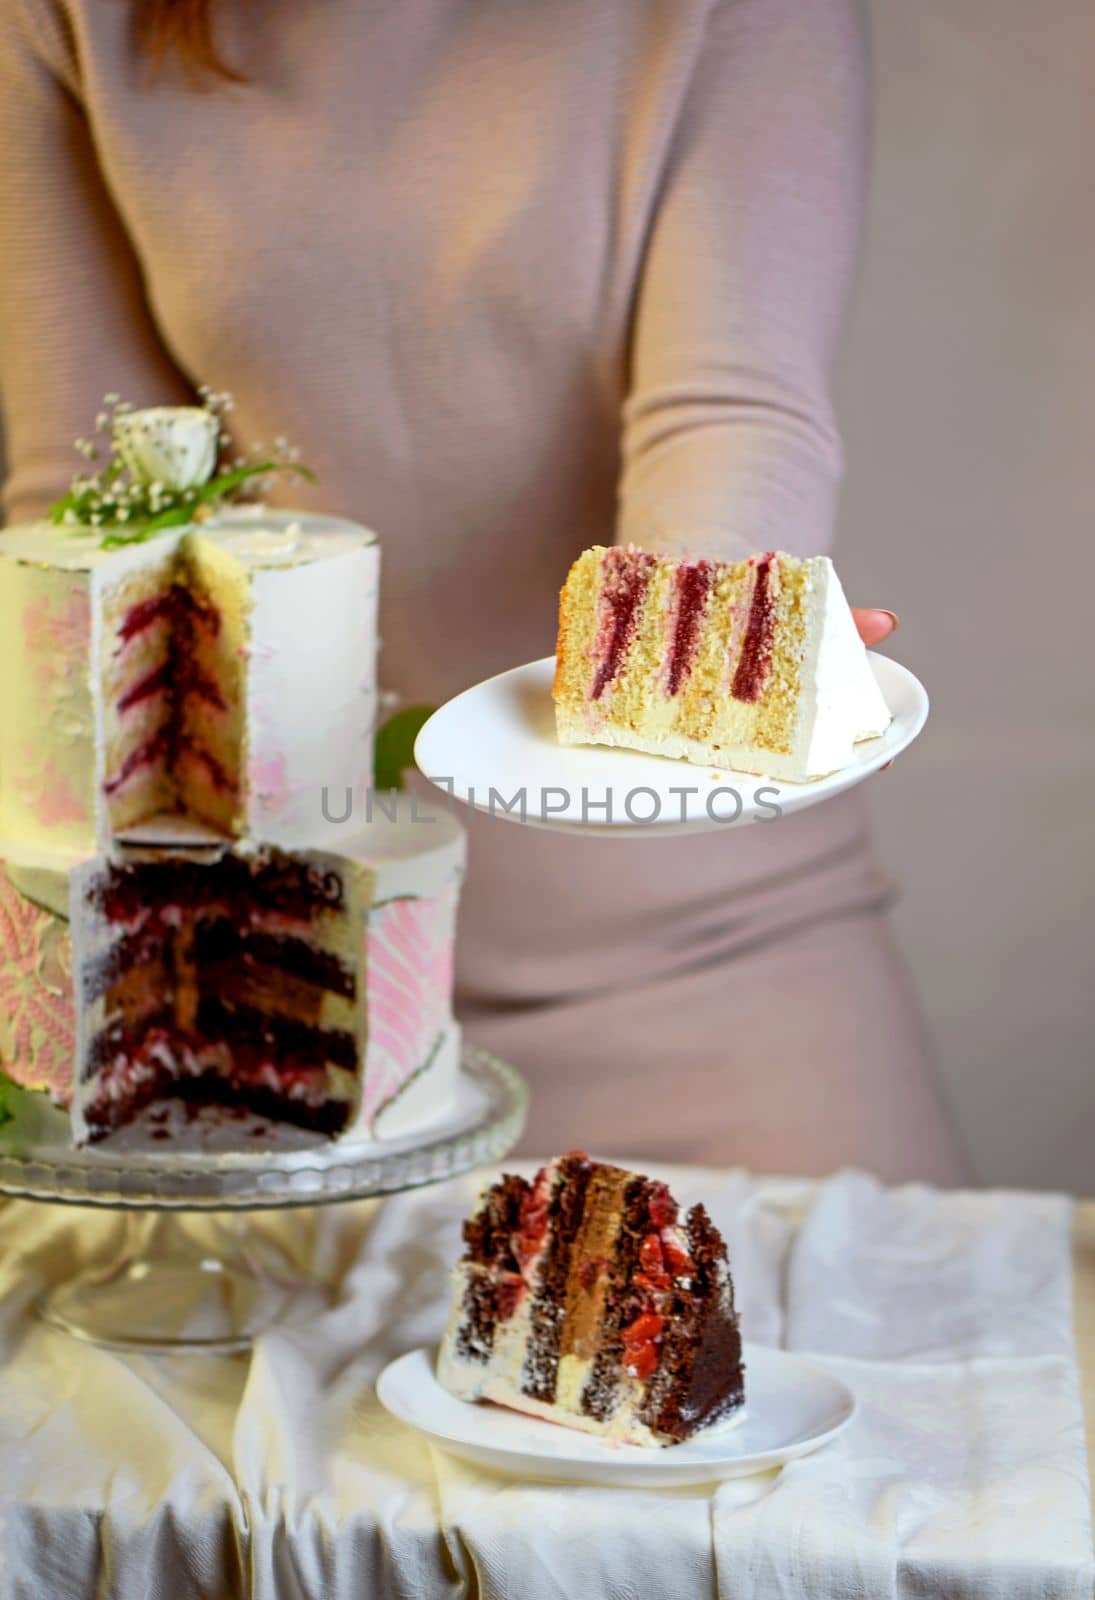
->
xmin=0 ymin=1047 xmax=527 ymax=1354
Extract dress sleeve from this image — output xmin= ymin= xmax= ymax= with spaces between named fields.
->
xmin=0 ymin=0 xmax=192 ymax=524
xmin=619 ymin=0 xmax=869 ymax=561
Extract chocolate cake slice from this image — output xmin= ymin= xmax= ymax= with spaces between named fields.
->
xmin=437 ymin=1153 xmax=745 ymax=1446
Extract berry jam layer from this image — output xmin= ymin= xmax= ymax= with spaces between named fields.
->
xmin=664 ymin=559 xmax=714 ymax=698
xmin=82 ymin=1051 xmax=352 ymax=1143
xmin=86 ymin=850 xmax=346 ymax=928
xmin=115 ymin=582 xmax=220 ymax=647
xmin=105 ymin=573 xmax=240 ymax=834
xmin=78 ymin=850 xmax=363 ymax=1142
xmin=84 ymin=1002 xmax=359 ymax=1082
xmin=590 ymin=549 xmax=656 ymax=701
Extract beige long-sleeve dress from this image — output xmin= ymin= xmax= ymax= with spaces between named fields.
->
xmin=0 ymin=0 xmax=963 ymax=1179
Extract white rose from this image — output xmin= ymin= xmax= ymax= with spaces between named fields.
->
xmin=114 ymin=406 xmax=219 ymax=492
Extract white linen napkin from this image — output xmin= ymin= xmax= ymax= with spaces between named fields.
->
xmin=0 ymin=1169 xmax=1090 ymax=1599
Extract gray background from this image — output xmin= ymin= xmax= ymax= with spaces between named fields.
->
xmin=836 ymin=0 xmax=1094 ymax=1192
xmin=1 ymin=0 xmax=1091 ymax=1191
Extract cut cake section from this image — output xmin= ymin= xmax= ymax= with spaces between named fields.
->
xmin=438 ymin=1153 xmax=745 ymax=1446
xmin=71 ymin=845 xmax=371 ymax=1144
xmin=0 ymin=509 xmax=379 ymax=858
xmin=96 ymin=540 xmax=248 ymax=837
xmin=554 ymin=546 xmax=891 ymax=782
xmin=0 ymin=800 xmax=467 ymax=1150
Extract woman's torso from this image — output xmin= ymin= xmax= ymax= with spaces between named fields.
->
xmin=66 ymin=0 xmax=727 ymax=699
xmin=28 ymin=0 xmax=887 ymax=1004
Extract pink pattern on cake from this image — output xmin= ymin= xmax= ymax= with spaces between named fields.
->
xmin=362 ymin=886 xmax=456 ymax=1121
xmin=24 ymin=750 xmax=91 ymax=829
xmin=250 ymin=750 xmax=289 ymax=816
xmin=0 ymin=868 xmax=75 ymax=1103
xmin=22 ymin=587 xmax=90 ymax=671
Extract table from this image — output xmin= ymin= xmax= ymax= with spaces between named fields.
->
xmin=1 ymin=1172 xmax=1092 ymax=1599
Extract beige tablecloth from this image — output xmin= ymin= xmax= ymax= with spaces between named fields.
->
xmin=0 ymin=1171 xmax=1092 ymax=1599
xmin=1074 ymin=1201 xmax=1095 ymax=1515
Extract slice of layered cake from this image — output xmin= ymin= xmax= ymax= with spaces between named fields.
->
xmin=71 ymin=845 xmax=371 ymax=1142
xmin=438 ymin=1153 xmax=745 ymax=1446
xmin=554 ymin=546 xmax=892 ymax=782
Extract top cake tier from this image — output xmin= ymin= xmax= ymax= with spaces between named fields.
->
xmin=0 ymin=507 xmax=380 ymax=864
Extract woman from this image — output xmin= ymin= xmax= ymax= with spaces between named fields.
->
xmin=0 ymin=0 xmax=963 ymax=1179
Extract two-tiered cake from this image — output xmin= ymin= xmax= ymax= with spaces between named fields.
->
xmin=0 ymin=401 xmax=465 ymax=1148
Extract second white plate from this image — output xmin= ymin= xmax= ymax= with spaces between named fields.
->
xmin=414 ymin=653 xmax=927 ymax=837
xmin=377 ymin=1342 xmax=856 ymax=1488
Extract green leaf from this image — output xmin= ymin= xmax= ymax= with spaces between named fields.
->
xmin=0 ymin=1071 xmax=13 ymax=1130
xmin=197 ymin=460 xmax=317 ymax=505
xmin=99 ymin=505 xmax=196 ymax=549
xmin=48 ymin=492 xmax=78 ymax=525
xmin=47 ymin=447 xmax=317 ymax=547
xmin=374 ymin=705 xmax=436 ymax=793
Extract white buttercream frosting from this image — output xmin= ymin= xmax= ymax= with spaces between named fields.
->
xmin=792 ymin=558 xmax=892 ymax=779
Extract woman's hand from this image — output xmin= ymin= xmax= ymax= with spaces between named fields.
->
xmin=852 ymin=610 xmax=900 ymax=770
xmin=853 ymin=609 xmax=899 ymax=647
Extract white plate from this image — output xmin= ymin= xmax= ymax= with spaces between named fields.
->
xmin=376 ymin=1342 xmax=856 ymax=1487
xmin=414 ymin=654 xmax=927 ymax=837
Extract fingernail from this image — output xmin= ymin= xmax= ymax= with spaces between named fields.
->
xmin=878 ymin=610 xmax=900 ymax=632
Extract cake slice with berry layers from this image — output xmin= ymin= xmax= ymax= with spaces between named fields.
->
xmin=438 ymin=1153 xmax=745 ymax=1446
xmin=554 ymin=545 xmax=891 ymax=782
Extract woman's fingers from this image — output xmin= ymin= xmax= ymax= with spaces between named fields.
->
xmin=851 ymin=608 xmax=899 ymax=771
xmin=852 ymin=610 xmax=899 ymax=772
xmin=852 ymin=607 xmax=899 ymax=646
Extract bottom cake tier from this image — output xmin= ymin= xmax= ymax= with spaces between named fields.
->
xmin=0 ymin=801 xmax=465 ymax=1150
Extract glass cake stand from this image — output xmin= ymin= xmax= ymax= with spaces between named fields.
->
xmin=0 ymin=1047 xmax=527 ymax=1354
